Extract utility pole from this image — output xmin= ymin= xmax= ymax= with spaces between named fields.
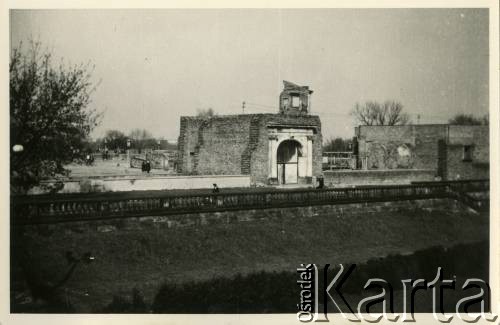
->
xmin=127 ymin=139 xmax=131 ymax=166
xmin=309 ymin=93 xmax=312 ymax=114
xmin=242 ymin=101 xmax=246 ymax=114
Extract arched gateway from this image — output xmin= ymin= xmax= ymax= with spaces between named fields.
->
xmin=277 ymin=140 xmax=302 ymax=184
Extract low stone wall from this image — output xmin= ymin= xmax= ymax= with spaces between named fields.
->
xmin=24 ymin=198 xmax=461 ymax=232
xmin=29 ymin=174 xmax=251 ymax=194
xmin=323 ymin=169 xmax=435 ymax=187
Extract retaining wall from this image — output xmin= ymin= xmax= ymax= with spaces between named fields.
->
xmin=29 ymin=175 xmax=251 ymax=195
xmin=323 ymin=169 xmax=435 ymax=187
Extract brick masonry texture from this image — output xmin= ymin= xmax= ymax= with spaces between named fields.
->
xmin=177 ymin=113 xmax=322 ymax=184
xmin=356 ymin=125 xmax=489 ymax=180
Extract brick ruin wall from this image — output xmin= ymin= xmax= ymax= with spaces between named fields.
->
xmin=445 ymin=126 xmax=489 ymax=180
xmin=177 ymin=115 xmax=257 ymax=177
xmin=177 ymin=114 xmax=322 ymax=185
xmin=356 ymin=125 xmax=489 ymax=180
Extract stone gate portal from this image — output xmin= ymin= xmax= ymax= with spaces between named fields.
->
xmin=277 ymin=140 xmax=302 ymax=184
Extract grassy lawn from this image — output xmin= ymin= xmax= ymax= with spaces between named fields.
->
xmin=11 ymin=203 xmax=489 ymax=312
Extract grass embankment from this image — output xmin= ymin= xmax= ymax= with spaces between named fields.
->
xmin=11 ymin=202 xmax=489 ymax=312
xmin=149 ymin=240 xmax=489 ymax=313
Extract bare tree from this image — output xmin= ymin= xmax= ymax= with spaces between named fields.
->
xmin=196 ymin=107 xmax=216 ymax=118
xmin=102 ymin=130 xmax=127 ymax=151
xmin=351 ymin=100 xmax=410 ymax=126
xmin=323 ymin=137 xmax=352 ymax=152
xmin=128 ymin=128 xmax=155 ymax=153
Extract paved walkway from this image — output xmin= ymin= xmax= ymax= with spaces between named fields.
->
xmin=66 ymin=159 xmax=174 ymax=178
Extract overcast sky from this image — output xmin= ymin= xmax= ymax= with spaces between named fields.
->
xmin=10 ymin=9 xmax=489 ymax=141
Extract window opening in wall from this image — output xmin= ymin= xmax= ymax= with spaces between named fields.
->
xmin=463 ymin=145 xmax=473 ymax=162
xmin=291 ymin=95 xmax=300 ymax=108
xmin=283 ymin=98 xmax=289 ymax=109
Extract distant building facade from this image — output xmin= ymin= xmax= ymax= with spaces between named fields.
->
xmin=177 ymin=81 xmax=323 ymax=185
xmin=355 ymin=124 xmax=489 ymax=180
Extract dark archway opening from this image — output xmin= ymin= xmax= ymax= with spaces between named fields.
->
xmin=277 ymin=140 xmax=302 ymax=184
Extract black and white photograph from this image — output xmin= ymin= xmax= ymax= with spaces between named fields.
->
xmin=3 ymin=1 xmax=499 ymax=324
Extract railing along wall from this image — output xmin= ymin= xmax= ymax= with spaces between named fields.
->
xmin=11 ymin=180 xmax=489 ymax=225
